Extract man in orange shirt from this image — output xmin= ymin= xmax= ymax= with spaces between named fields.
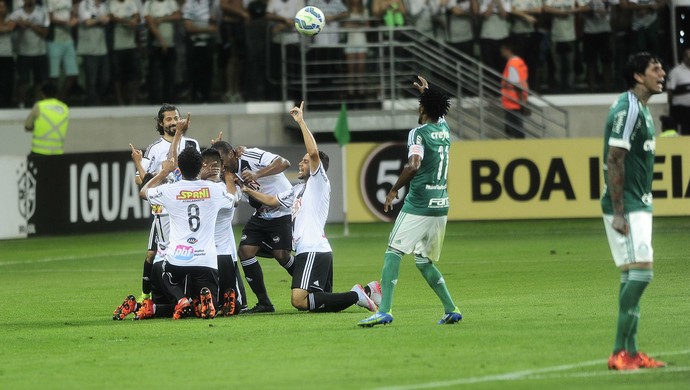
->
xmin=500 ymin=40 xmax=529 ymax=138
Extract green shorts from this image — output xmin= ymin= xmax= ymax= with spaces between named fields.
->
xmin=388 ymin=212 xmax=447 ymax=262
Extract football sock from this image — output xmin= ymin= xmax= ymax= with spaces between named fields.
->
xmin=378 ymin=248 xmax=403 ymax=314
xmin=415 ymin=257 xmax=456 ymax=313
xmin=613 ymin=271 xmax=629 ymax=352
xmin=142 ymin=259 xmax=153 ymax=295
xmin=240 ymin=257 xmax=272 ymax=306
xmin=624 ymin=269 xmax=653 ymax=355
xmin=282 ymin=255 xmax=295 ymax=276
xmin=308 ymin=292 xmax=358 ymax=312
xmin=217 ymin=255 xmax=237 ymax=295
xmin=233 ymin=261 xmax=247 ymax=308
xmin=614 ymin=269 xmax=652 ymax=354
xmin=154 ymin=303 xmax=174 ymax=318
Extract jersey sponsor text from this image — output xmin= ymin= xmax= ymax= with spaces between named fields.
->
xmin=176 ymin=187 xmax=210 ymax=200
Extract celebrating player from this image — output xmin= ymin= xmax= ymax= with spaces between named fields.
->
xmin=211 ymin=139 xmax=296 ymax=313
xmin=359 ymin=76 xmax=462 ymax=327
xmin=113 ymin=104 xmax=200 ymax=320
xmin=140 ymin=145 xmax=239 ymax=320
xmin=242 ymin=102 xmax=378 ymax=313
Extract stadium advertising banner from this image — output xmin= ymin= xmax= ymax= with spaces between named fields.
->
xmin=25 ymin=152 xmax=151 ymax=235
xmin=348 ymin=137 xmax=690 ymax=222
xmin=0 ymin=156 xmax=30 ymax=239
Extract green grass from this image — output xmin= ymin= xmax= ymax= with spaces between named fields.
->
xmin=1 ymin=218 xmax=689 ymax=389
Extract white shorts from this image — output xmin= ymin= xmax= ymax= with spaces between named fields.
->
xmin=388 ymin=212 xmax=447 ymax=262
xmin=603 ymin=211 xmax=653 ymax=267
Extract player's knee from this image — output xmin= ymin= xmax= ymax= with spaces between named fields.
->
xmin=238 ymin=245 xmax=258 ymax=260
xmin=291 ymin=290 xmax=309 ymax=311
xmin=273 ymin=250 xmax=291 ymax=263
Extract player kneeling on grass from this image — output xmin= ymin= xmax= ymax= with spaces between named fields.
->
xmin=113 ymin=148 xmax=240 ymax=320
xmin=242 ymin=101 xmax=380 ymax=313
xmin=135 ymin=139 xmax=239 ymax=319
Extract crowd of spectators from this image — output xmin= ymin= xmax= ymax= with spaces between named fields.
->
xmin=0 ymin=0 xmax=678 ymax=109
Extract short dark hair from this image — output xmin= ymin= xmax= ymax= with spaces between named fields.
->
xmin=210 ymin=141 xmax=234 ymax=156
xmin=201 ymin=147 xmax=222 ymax=163
xmin=500 ymin=38 xmax=516 ymax=53
xmin=41 ymin=82 xmax=58 ymax=98
xmin=155 ymin=103 xmax=178 ymax=135
xmin=623 ymin=52 xmax=661 ymax=89
xmin=419 ymin=86 xmax=450 ymax=121
xmin=319 ymin=151 xmax=329 ymax=172
xmin=177 ymin=147 xmax=203 ymax=179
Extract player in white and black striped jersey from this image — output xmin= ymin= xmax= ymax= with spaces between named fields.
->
xmin=136 ymin=104 xmax=199 ymax=304
xmin=242 ymin=102 xmax=378 ymax=314
xmin=211 ymin=141 xmax=298 ymax=314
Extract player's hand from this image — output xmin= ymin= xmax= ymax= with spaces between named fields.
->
xmin=129 ymin=143 xmax=142 ymax=162
xmin=240 ymin=170 xmax=259 ymax=183
xmin=384 ymin=190 xmax=398 ymax=213
xmin=211 ymin=131 xmax=222 ymax=145
xmin=413 ymin=75 xmax=428 ymax=93
xmin=289 ymin=101 xmax=305 ymax=123
xmin=176 ymin=112 xmax=191 ymax=135
xmin=161 ymin=157 xmax=176 ymax=174
xmin=612 ymin=215 xmax=629 ymax=236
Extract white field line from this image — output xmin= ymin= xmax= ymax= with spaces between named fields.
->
xmin=524 ymin=365 xmax=690 ymax=380
xmin=374 ymin=349 xmax=690 ymax=390
xmin=0 ymin=250 xmax=142 ymax=267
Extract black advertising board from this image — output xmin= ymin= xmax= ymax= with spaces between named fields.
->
xmin=27 ymin=152 xmax=151 ymax=235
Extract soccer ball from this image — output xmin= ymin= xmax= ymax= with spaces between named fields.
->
xmin=294 ymin=6 xmax=325 ymax=36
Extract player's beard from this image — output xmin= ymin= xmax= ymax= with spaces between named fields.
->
xmin=164 ymin=125 xmax=176 ymax=137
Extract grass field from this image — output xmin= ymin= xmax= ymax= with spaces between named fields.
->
xmin=1 ymin=218 xmax=689 ymax=389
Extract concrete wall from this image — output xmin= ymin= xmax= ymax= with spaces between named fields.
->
xmin=0 ymin=93 xmax=671 ymax=156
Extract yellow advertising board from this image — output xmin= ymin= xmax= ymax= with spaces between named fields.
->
xmin=347 ymin=137 xmax=690 ymax=222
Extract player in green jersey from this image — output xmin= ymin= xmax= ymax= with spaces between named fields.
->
xmin=602 ymin=52 xmax=667 ymax=371
xmin=359 ymin=76 xmax=462 ymax=327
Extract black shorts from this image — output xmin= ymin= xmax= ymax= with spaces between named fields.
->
xmin=151 ymin=261 xmax=174 ymax=304
xmin=164 ymin=262 xmax=220 ymax=306
xmin=240 ymin=214 xmax=292 ymax=252
xmin=218 ymin=21 xmax=247 ymax=66
xmin=111 ymin=48 xmax=141 ymax=82
xmin=291 ymin=252 xmax=332 ymax=292
xmin=583 ymin=32 xmax=613 ymax=64
xmin=17 ymin=55 xmax=47 ymax=84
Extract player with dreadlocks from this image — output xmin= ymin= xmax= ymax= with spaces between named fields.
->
xmin=359 ymin=75 xmax=463 ymax=327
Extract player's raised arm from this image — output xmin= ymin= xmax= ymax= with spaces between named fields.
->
xmin=139 ymin=157 xmax=176 ymax=199
xmin=167 ymin=112 xmax=191 ymax=163
xmin=289 ymin=101 xmax=320 ymax=173
xmin=130 ymin=143 xmax=147 ymax=186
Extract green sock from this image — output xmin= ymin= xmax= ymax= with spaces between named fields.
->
xmin=625 ymin=305 xmax=640 ymax=354
xmin=624 ymin=269 xmax=653 ymax=354
xmin=415 ymin=257 xmax=456 ymax=313
xmin=378 ymin=249 xmax=402 ymax=314
xmin=614 ymin=269 xmax=652 ymax=354
xmin=613 ymin=271 xmax=629 ymax=353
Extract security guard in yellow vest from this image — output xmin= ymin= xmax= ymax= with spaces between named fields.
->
xmin=24 ymin=83 xmax=70 ymax=155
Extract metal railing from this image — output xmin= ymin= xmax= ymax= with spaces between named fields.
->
xmin=274 ymin=25 xmax=570 ymax=139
